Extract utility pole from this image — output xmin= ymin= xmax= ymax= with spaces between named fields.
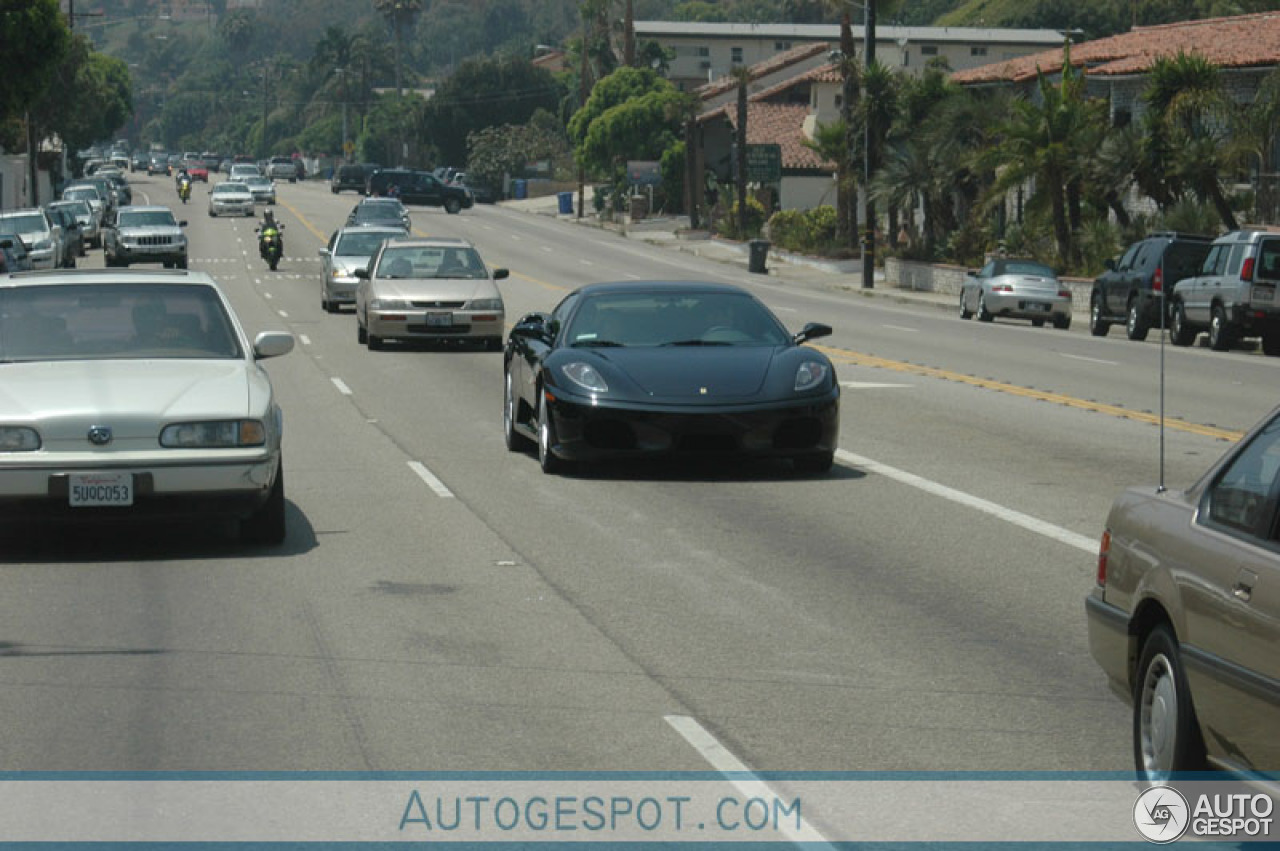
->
xmin=577 ymin=12 xmax=588 ymax=220
xmin=862 ymin=0 xmax=876 ymax=289
xmin=260 ymin=64 xmax=270 ymax=160
xmin=337 ymin=68 xmax=350 ymax=162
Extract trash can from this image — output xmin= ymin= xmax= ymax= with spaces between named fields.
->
xmin=748 ymin=239 xmax=770 ymax=274
xmin=513 ymin=179 xmax=528 ymax=200
xmin=557 ymin=191 xmax=573 ymax=215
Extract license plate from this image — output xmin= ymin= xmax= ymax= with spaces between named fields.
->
xmin=1254 ymin=287 xmax=1274 ymax=302
xmin=1023 ymin=302 xmax=1050 ymax=312
xmin=69 ymin=473 xmax=134 ymax=507
xmin=424 ymin=312 xmax=453 ymax=327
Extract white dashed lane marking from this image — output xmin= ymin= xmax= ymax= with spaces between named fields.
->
xmin=407 ymin=461 xmax=455 ymax=498
xmin=330 ymin=377 xmax=352 ymax=396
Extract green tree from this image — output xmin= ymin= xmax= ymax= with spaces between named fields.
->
xmin=372 ymin=0 xmax=424 ymax=96
xmin=0 ymin=0 xmax=69 ymax=125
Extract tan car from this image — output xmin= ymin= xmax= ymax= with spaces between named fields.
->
xmin=1086 ymin=405 xmax=1280 ymax=779
xmin=354 ymin=236 xmax=507 ymax=351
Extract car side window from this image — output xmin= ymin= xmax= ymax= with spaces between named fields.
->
xmin=1204 ymin=415 xmax=1280 ymax=539
xmin=550 ymin=293 xmax=580 ymax=341
xmin=1225 ymin=244 xmax=1245 ymax=277
xmin=1117 ymin=244 xmax=1141 ymax=271
xmin=1200 ymin=245 xmax=1224 ymax=276
xmin=978 ymin=261 xmax=994 ymax=278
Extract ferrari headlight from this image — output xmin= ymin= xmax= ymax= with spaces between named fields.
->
xmin=794 ymin=361 xmax=829 ymax=392
xmin=160 ymin=420 xmax=266 ymax=448
xmin=0 ymin=426 xmax=41 ymax=451
xmin=561 ymin=362 xmax=609 ymax=393
xmin=371 ymin=298 xmax=413 ymax=310
xmin=465 ymin=298 xmax=503 ymax=311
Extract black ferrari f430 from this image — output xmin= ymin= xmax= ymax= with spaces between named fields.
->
xmin=502 ymin=281 xmax=840 ymax=474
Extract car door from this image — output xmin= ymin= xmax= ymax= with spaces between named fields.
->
xmin=1181 ymin=415 xmax=1280 ymax=770
xmin=1182 ymin=244 xmax=1226 ymax=324
xmin=320 ymin=231 xmax=338 ymax=290
xmin=1102 ymin=243 xmax=1141 ymax=316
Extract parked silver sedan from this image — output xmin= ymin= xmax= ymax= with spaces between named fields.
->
xmin=0 ymin=270 xmax=294 ymax=544
xmin=959 ymin=258 xmax=1072 ymax=329
xmin=1087 ymin=403 xmax=1280 ymax=780
xmin=355 ymin=237 xmax=507 ymax=351
xmin=318 ymin=225 xmax=406 ymax=313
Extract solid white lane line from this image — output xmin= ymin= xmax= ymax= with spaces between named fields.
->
xmin=1060 ymin=352 xmax=1118 ymax=366
xmin=665 ymin=715 xmax=835 ymax=848
xmin=330 ymin=377 xmax=352 ymax=396
xmin=772 ymin=306 xmax=798 ymax=313
xmin=407 ymin=461 xmax=455 ymax=498
xmin=834 ymin=450 xmax=1096 ymax=554
xmin=881 ymin=324 xmax=918 ymax=333
xmin=299 ymin=334 xmax=312 ymax=346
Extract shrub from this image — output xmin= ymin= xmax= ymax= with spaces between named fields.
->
xmin=717 ymin=196 xmax=767 ymax=239
xmin=766 ymin=205 xmax=839 ymax=253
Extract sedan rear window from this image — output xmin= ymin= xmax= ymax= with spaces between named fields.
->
xmin=0 ymin=284 xmax=241 ymax=362
xmin=336 ymin=231 xmax=401 ymax=256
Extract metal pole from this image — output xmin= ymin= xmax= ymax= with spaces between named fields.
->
xmin=577 ymin=14 xmax=588 ymax=220
xmin=260 ymin=66 xmax=269 ymax=160
xmin=338 ymin=69 xmax=349 ymax=162
xmin=862 ymin=0 xmax=876 ymax=289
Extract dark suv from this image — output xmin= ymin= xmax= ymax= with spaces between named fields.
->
xmin=331 ymin=164 xmax=366 ymax=194
xmin=1090 ymin=232 xmax=1213 ymax=341
xmin=367 ymin=169 xmax=473 ymax=214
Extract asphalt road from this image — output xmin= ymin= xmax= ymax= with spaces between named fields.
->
xmin=1 ymin=173 xmax=1273 ymax=775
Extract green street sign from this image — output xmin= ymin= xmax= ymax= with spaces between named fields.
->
xmin=732 ymin=144 xmax=782 ymax=183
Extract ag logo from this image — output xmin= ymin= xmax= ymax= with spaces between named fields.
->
xmin=1134 ymin=785 xmax=1190 ymax=843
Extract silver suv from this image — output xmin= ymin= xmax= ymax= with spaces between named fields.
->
xmin=103 ymin=206 xmax=189 ymax=269
xmin=1170 ymin=228 xmax=1280 ymax=355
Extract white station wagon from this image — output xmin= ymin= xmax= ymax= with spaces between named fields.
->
xmin=0 ymin=270 xmax=295 ymax=544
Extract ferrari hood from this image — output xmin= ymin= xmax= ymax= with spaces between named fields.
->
xmin=592 ymin=346 xmax=775 ymax=400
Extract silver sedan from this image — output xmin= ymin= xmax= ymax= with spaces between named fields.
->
xmin=0 ymin=270 xmax=294 ymax=544
xmin=959 ymin=258 xmax=1072 ymax=329
xmin=318 ymin=225 xmax=407 ymax=313
xmin=355 ymin=237 xmax=507 ymax=351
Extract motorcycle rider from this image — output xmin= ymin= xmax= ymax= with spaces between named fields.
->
xmin=256 ymin=209 xmax=285 ymax=270
xmin=176 ymin=167 xmax=192 ymax=203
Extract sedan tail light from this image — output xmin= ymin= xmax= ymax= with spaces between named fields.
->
xmin=1058 ymin=289 xmax=1072 ymax=299
xmin=1096 ymin=530 xmax=1111 ymax=587
xmin=992 ymin=284 xmax=1013 ymax=293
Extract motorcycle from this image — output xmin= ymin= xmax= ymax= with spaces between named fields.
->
xmin=177 ymin=177 xmax=191 ymax=204
xmin=256 ymin=222 xmax=285 ymax=271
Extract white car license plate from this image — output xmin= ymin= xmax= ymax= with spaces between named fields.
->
xmin=1253 ymin=287 xmax=1274 ymax=302
xmin=69 ymin=473 xmax=134 ymax=507
xmin=425 ymin=312 xmax=453 ymax=327
xmin=1024 ymin=302 xmax=1049 ymax=312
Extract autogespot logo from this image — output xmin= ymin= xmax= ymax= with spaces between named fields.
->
xmin=1135 ymin=786 xmax=1190 ymax=844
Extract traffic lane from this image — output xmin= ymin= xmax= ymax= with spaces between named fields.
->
xmin=438 ymin=204 xmax=1277 ymax=436
xmin=0 ymin=192 xmax=705 ymax=771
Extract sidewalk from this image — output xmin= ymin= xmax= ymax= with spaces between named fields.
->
xmin=499 ymin=194 xmax=1086 ymax=323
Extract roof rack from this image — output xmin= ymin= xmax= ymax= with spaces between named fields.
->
xmin=1146 ymin=231 xmax=1213 ymax=240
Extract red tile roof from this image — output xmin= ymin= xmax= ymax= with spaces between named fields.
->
xmin=700 ymin=102 xmax=834 ymax=171
xmin=748 ymin=61 xmax=843 ymax=102
xmin=695 ymin=42 xmax=833 ymax=100
xmin=953 ymin=11 xmax=1280 ymax=84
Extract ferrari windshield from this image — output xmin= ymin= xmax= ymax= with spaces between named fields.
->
xmin=117 ymin=210 xmax=178 ymax=228
xmin=0 ymin=284 xmax=242 ymax=362
xmin=566 ymin=291 xmax=789 ymax=347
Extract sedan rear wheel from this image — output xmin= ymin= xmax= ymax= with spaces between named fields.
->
xmin=976 ymin=293 xmax=993 ymax=322
xmin=537 ymin=391 xmax=563 ymax=475
xmin=357 ymin=317 xmax=367 ymax=344
xmin=1134 ymin=624 xmax=1204 ymax=780
xmin=504 ymin=370 xmax=534 ymax=452
xmin=1263 ymin=332 xmax=1280 ymax=357
xmin=793 ymin=452 xmax=834 ymax=475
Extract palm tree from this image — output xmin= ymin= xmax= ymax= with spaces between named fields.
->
xmin=372 ymin=0 xmax=422 ymax=97
xmin=732 ymin=63 xmax=751 ymax=238
xmin=1224 ymin=66 xmax=1280 ymax=222
xmin=1143 ymin=51 xmax=1238 ymax=230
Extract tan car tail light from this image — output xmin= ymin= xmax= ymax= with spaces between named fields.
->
xmin=1096 ymin=530 xmax=1111 ymax=586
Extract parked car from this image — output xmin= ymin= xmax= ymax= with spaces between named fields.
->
xmin=330 ymin=163 xmax=366 ymax=194
xmin=243 ymin=175 xmax=277 ymax=205
xmin=0 ymin=208 xmax=64 ymax=270
xmin=1169 ymin=227 xmax=1280 ymax=355
xmin=318 ymin=225 xmax=407 ymax=312
xmin=0 ymin=232 xmax=33 ymax=272
xmin=103 ymin=205 xmax=189 ymax=269
xmin=347 ymin=197 xmax=410 ymax=230
xmin=1086 ymin=402 xmax=1280 ymax=779
xmin=355 ymin=236 xmax=506 ymax=351
xmin=959 ymin=258 xmax=1072 ymax=329
xmin=1091 ymin=232 xmax=1213 ymax=341
xmin=452 ymin=172 xmax=498 ymax=204
xmin=44 ymin=204 xmax=84 ymax=264
xmin=502 ymin=281 xmax=839 ymax=475
xmin=207 ymin=181 xmax=256 ymax=218
xmin=266 ymin=156 xmax=296 ymax=182
xmin=0 ymin=270 xmax=294 ymax=544
xmin=62 ymin=183 xmax=108 ymax=223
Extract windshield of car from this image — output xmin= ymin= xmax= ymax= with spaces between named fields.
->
xmin=245 ymin=176 xmax=271 ymax=187
xmin=336 ymin=231 xmax=401 ymax=257
xmin=0 ymin=284 xmax=242 ymax=362
xmin=353 ymin=204 xmax=403 ymax=223
xmin=52 ymin=201 xmax=91 ymax=218
xmin=376 ymin=246 xmax=487 ymax=279
xmin=0 ymin=214 xmax=47 ymax=234
xmin=566 ymin=292 xmax=789 ymax=348
xmin=213 ymin=183 xmax=249 ymax=194
xmin=117 ymin=211 xmax=177 ymax=228
xmin=64 ymin=188 xmax=101 ymax=203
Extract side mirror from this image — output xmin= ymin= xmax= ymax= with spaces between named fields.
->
xmin=178 ymin=221 xmax=188 ymax=228
xmin=354 ymin=267 xmax=370 ymax=279
xmin=966 ymin=269 xmax=977 ymax=278
xmin=253 ymin=330 xmax=295 ymax=360
xmin=1104 ymin=258 xmax=1116 ymax=271
xmin=510 ymin=312 xmax=549 ymax=340
xmin=318 ymin=248 xmax=331 ymax=257
xmin=793 ymin=322 xmax=832 ymax=345
xmin=493 ymin=268 xmax=509 ymax=280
